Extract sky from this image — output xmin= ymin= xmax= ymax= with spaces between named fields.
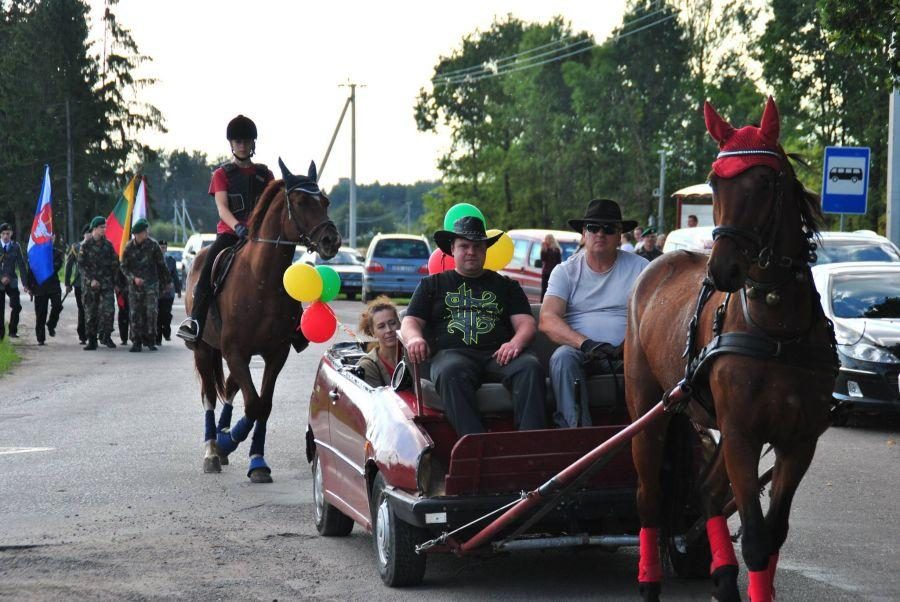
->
xmin=87 ymin=1 xmax=628 ymax=190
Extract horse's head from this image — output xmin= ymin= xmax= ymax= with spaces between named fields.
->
xmin=704 ymin=97 xmax=784 ymax=292
xmin=278 ymin=158 xmax=341 ymax=259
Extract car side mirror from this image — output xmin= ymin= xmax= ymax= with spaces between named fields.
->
xmin=391 ymin=360 xmax=414 ymax=391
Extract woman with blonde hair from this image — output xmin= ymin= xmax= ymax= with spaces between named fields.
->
xmin=356 ymin=295 xmax=402 ymax=387
xmin=540 ymin=233 xmax=562 ymax=301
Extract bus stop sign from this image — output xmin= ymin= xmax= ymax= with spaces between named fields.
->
xmin=821 ymin=146 xmax=870 ymax=215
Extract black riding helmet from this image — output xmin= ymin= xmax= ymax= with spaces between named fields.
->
xmin=226 ymin=115 xmax=257 ymax=141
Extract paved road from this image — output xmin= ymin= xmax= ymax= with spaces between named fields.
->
xmin=1 ymin=298 xmax=898 ymax=600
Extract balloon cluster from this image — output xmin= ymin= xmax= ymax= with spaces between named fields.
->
xmin=282 ymin=263 xmax=342 ymax=343
xmin=427 ymin=203 xmax=514 ymax=274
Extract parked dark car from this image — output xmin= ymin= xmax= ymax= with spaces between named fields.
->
xmin=812 ymin=262 xmax=900 ymax=423
xmin=362 ymin=234 xmax=430 ymax=302
xmin=301 ymin=247 xmax=365 ymax=300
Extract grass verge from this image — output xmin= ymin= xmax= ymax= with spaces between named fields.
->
xmin=0 ymin=336 xmax=20 ymax=376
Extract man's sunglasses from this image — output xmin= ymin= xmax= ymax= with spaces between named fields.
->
xmin=585 ymin=223 xmax=621 ymax=235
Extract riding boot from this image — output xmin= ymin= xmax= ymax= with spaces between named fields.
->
xmin=83 ymin=337 xmax=98 ymax=351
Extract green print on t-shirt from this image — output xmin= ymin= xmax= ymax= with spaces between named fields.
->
xmin=444 ymin=283 xmax=501 ymax=345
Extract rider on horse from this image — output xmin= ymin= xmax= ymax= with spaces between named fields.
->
xmin=177 ymin=114 xmax=273 ymax=345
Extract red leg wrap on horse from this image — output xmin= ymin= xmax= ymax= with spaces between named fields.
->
xmin=706 ymin=516 xmax=738 ymax=572
xmin=748 ymin=569 xmax=773 ymax=601
xmin=638 ymin=528 xmax=662 ymax=583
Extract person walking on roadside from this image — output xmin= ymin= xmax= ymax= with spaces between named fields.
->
xmin=78 ymin=216 xmax=119 ymax=350
xmin=115 ymin=270 xmax=130 ymax=345
xmin=0 ymin=222 xmax=30 ymax=339
xmin=177 ymin=114 xmax=274 ymax=346
xmin=156 ymin=240 xmax=181 ymax=344
xmin=28 ymin=234 xmax=65 ymax=346
xmin=635 ymin=227 xmax=663 ymax=262
xmin=120 ymin=219 xmax=170 ymax=352
xmin=539 ymin=233 xmax=562 ymax=302
xmin=65 ymin=224 xmax=91 ymax=344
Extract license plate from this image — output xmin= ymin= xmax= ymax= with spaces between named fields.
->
xmin=391 ymin=265 xmax=416 ymax=272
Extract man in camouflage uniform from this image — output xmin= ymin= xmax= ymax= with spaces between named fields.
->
xmin=120 ymin=219 xmax=170 ymax=352
xmin=156 ymin=240 xmax=181 ymax=344
xmin=78 ymin=216 xmax=119 ymax=350
xmin=65 ymin=224 xmax=91 ymax=344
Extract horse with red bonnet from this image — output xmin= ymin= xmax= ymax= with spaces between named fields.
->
xmin=186 ymin=158 xmax=340 ymax=482
xmin=625 ymin=97 xmax=839 ymax=601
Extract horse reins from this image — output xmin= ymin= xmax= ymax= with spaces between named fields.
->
xmin=251 ymin=182 xmax=336 ymax=254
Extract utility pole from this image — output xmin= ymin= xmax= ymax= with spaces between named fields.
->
xmin=65 ymin=98 xmax=75 ymax=244
xmin=887 ymin=62 xmax=899 ymax=244
xmin=349 ymin=83 xmax=358 ymax=249
xmin=406 ymin=201 xmax=411 ymax=233
xmin=656 ymin=150 xmax=666 ymax=233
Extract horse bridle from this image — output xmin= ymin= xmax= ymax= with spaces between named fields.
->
xmin=252 ymin=182 xmax=336 ymax=253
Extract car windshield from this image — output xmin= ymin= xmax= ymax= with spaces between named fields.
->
xmin=830 ymin=274 xmax=900 ymax=319
xmin=316 ymin=251 xmax=361 ymax=265
xmin=372 ymin=239 xmax=429 ymax=259
xmin=815 ymin=240 xmax=900 ymax=265
xmin=166 ymin=250 xmax=182 ymax=261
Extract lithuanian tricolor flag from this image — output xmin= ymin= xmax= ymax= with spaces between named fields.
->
xmin=105 ymin=175 xmax=138 ymax=259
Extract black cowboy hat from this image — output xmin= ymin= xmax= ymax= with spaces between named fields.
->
xmin=278 ymin=158 xmax=321 ymax=195
xmin=434 ymin=216 xmax=502 ymax=256
xmin=567 ymin=198 xmax=638 ymax=233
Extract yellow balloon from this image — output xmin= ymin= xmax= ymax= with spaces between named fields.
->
xmin=283 ymin=262 xmax=323 ymax=302
xmin=484 ymin=230 xmax=514 ymax=271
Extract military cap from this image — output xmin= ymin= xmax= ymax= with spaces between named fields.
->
xmin=90 ymin=216 xmax=106 ymax=229
xmin=0 ymin=222 xmax=11 ymax=233
xmin=158 ymin=239 xmax=168 ymax=246
xmin=641 ymin=227 xmax=657 ymax=238
xmin=132 ymin=218 xmax=149 ymax=233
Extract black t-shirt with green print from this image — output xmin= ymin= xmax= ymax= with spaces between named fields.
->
xmin=406 ymin=270 xmax=532 ymax=352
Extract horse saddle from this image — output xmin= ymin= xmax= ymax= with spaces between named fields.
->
xmin=211 ymin=239 xmax=247 ymax=296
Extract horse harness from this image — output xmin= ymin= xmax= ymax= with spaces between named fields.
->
xmin=669 ymin=164 xmax=840 ymax=417
xmin=251 ymin=180 xmax=335 ymax=254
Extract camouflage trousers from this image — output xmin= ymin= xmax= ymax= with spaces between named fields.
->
xmin=128 ymin=284 xmax=159 ymax=345
xmin=83 ymin=286 xmax=115 ymax=339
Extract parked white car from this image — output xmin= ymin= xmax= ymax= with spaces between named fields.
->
xmin=182 ymin=233 xmax=216 ymax=277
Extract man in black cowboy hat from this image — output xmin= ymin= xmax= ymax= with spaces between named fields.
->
xmin=539 ymin=199 xmax=649 ymax=428
xmin=401 ymin=216 xmax=547 ymax=437
xmin=177 ymin=114 xmax=274 ymax=345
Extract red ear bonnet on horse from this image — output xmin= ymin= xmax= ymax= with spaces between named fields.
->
xmin=706 ymin=96 xmax=782 ymax=178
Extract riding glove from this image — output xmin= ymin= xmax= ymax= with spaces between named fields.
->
xmin=234 ymin=223 xmax=249 ymax=239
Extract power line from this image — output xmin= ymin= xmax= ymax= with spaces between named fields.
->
xmin=433 ymin=11 xmax=678 ymax=88
xmin=433 ymin=1 xmax=666 ymax=84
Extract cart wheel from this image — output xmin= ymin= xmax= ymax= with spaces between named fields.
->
xmin=371 ymin=473 xmax=427 ymax=587
xmin=667 ymin=527 xmax=712 ymax=578
xmin=312 ymin=451 xmax=353 ymax=536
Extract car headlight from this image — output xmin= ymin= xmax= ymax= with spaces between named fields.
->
xmin=838 ymin=342 xmax=900 ymax=364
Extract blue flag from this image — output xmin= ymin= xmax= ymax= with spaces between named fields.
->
xmin=27 ymin=165 xmax=54 ymax=286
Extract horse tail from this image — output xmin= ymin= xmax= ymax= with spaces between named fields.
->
xmin=193 ymin=344 xmax=227 ymax=403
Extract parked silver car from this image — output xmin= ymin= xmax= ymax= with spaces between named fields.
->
xmin=300 ymin=247 xmax=365 ymax=300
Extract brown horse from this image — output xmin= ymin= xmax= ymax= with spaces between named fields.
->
xmin=185 ymin=159 xmax=340 ymax=482
xmin=625 ymin=98 xmax=838 ymax=601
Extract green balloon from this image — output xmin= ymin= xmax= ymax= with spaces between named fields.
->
xmin=443 ymin=203 xmax=486 ymax=231
xmin=316 ymin=265 xmax=341 ymax=302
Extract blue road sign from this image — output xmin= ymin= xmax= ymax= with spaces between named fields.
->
xmin=821 ymin=146 xmax=870 ymax=215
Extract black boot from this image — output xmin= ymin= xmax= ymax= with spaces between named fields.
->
xmin=101 ymin=336 xmax=117 ymax=349
xmin=129 ymin=342 xmax=142 ymax=352
xmin=83 ymin=337 xmax=98 ymax=351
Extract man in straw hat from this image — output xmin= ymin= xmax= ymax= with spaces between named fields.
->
xmin=539 ymin=199 xmax=649 ymax=428
xmin=401 ymin=215 xmax=547 ymax=437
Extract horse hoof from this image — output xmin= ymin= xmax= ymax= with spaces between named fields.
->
xmin=203 ymin=456 xmax=222 ymax=473
xmin=249 ymin=468 xmax=273 ymax=483
xmin=219 ymin=455 xmax=229 ymax=465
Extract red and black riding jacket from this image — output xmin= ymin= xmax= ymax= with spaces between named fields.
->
xmin=221 ymin=162 xmax=270 ymax=221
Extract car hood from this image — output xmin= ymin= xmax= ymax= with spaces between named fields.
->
xmin=833 ymin=317 xmax=900 ymax=347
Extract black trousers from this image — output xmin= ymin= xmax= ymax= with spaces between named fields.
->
xmin=74 ymin=286 xmax=85 ymax=341
xmin=34 ymin=291 xmax=63 ymax=343
xmin=158 ymin=296 xmax=174 ymax=340
xmin=191 ymin=232 xmax=238 ymax=326
xmin=1 ymin=285 xmax=22 ymax=338
xmin=430 ymin=348 xmax=547 ymax=437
